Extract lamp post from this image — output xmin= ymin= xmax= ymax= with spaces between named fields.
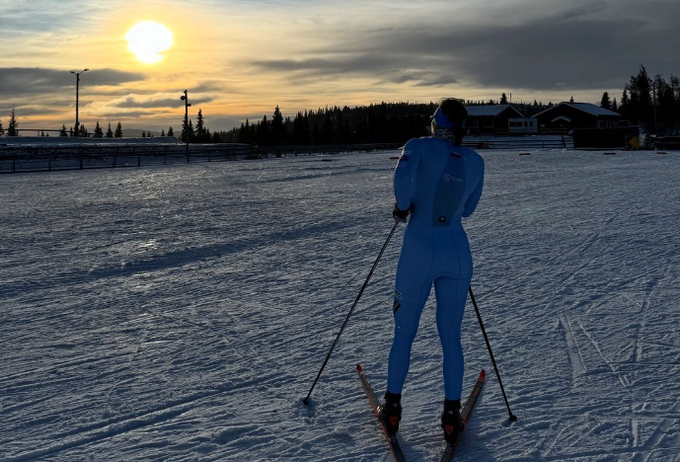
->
xmin=70 ymin=69 xmax=89 ymax=137
xmin=180 ymin=89 xmax=191 ymax=159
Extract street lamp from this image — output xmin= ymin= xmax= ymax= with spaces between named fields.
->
xmin=70 ymin=69 xmax=89 ymax=137
xmin=180 ymin=89 xmax=192 ymax=157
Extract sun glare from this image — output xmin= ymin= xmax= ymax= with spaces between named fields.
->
xmin=126 ymin=21 xmax=173 ymax=64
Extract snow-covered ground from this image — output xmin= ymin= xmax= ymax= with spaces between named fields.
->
xmin=1 ymin=148 xmax=679 ymax=462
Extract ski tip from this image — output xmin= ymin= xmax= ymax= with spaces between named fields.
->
xmin=356 ymin=364 xmax=363 ymax=373
xmin=479 ymin=369 xmax=487 ymax=381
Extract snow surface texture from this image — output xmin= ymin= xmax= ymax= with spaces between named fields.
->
xmin=1 ymin=149 xmax=679 ymax=462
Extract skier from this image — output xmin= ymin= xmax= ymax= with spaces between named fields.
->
xmin=379 ymin=98 xmax=485 ymax=445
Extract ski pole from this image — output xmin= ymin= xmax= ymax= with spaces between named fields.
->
xmin=468 ymin=286 xmax=518 ymax=422
xmin=302 ymin=221 xmax=399 ymax=406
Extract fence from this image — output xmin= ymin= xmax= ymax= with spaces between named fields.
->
xmin=0 ymin=138 xmax=573 ymax=174
xmin=0 ymin=142 xmax=403 ymax=174
xmin=463 ymin=136 xmax=572 ymax=149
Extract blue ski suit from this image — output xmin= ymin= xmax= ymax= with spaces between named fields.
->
xmin=388 ymin=136 xmax=484 ymax=400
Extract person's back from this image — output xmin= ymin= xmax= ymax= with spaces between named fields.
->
xmin=380 ymin=99 xmax=485 ymax=445
xmin=398 ymin=136 xmax=484 ymax=227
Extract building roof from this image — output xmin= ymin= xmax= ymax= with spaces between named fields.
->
xmin=465 ymin=104 xmax=525 ymax=118
xmin=551 ymin=115 xmax=572 ymax=123
xmin=532 ymin=102 xmax=622 ymax=118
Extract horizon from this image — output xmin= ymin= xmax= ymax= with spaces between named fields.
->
xmin=1 ymin=0 xmax=678 ymax=132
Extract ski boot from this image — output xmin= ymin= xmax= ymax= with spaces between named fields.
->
xmin=441 ymin=398 xmax=467 ymax=445
xmin=378 ymin=390 xmax=402 ymax=434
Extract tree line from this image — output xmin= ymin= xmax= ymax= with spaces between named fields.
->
xmin=615 ymin=65 xmax=680 ymax=133
xmin=2 ymin=64 xmax=677 ymax=142
xmin=211 ymin=101 xmax=564 ymax=146
xmin=0 ymin=110 xmax=179 ymax=139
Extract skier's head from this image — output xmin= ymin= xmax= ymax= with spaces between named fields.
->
xmin=432 ymin=98 xmax=468 ymax=146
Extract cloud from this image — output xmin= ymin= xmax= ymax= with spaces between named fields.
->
xmin=252 ymin=55 xmax=460 ymax=87
xmin=0 ymin=68 xmax=146 ymax=98
xmin=250 ymin=0 xmax=680 ymax=93
xmin=111 ymin=95 xmax=215 ymax=109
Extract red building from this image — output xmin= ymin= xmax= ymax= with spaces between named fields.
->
xmin=532 ymin=102 xmax=623 ymax=131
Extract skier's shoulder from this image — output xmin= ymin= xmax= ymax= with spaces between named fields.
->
xmin=401 ymin=136 xmax=431 ymax=155
xmin=460 ymin=146 xmax=484 ymax=165
xmin=404 ymin=136 xmax=431 ymax=147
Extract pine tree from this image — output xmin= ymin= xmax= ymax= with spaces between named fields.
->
xmin=168 ymin=126 xmax=174 ymax=137
xmin=625 ymin=65 xmax=653 ymax=126
xmin=612 ymin=98 xmax=618 ymax=111
xmin=195 ymin=109 xmax=207 ymax=142
xmin=161 ymin=129 xmax=165 ymax=137
xmin=142 ymin=130 xmax=147 ymax=138
xmin=621 ymin=88 xmax=630 ymax=109
xmin=79 ymin=124 xmax=88 ymax=137
xmin=271 ymin=105 xmax=285 ymax=145
xmin=106 ymin=123 xmax=114 ymax=138
xmin=115 ymin=122 xmax=123 ymax=138
xmin=180 ymin=119 xmax=196 ymax=143
xmin=500 ymin=93 xmax=508 ymax=104
xmin=257 ymin=115 xmax=269 ymax=144
xmin=238 ymin=121 xmax=247 ymax=143
xmin=569 ymin=96 xmax=575 ymax=103
xmin=600 ymin=92 xmax=611 ymax=109
xmin=7 ymin=109 xmax=19 ymax=136
xmin=59 ymin=125 xmax=68 ymax=137
xmin=94 ymin=121 xmax=104 ymax=138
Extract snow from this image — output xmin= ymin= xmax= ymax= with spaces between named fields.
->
xmin=1 ymin=149 xmax=679 ymax=461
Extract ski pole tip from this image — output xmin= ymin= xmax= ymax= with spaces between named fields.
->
xmin=509 ymin=414 xmax=518 ymax=422
xmin=302 ymin=397 xmax=311 ymax=406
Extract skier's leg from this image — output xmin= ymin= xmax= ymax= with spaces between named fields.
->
xmin=386 ymin=279 xmax=431 ymax=394
xmin=386 ymin=234 xmax=433 ymax=395
xmin=434 ymin=276 xmax=470 ymax=400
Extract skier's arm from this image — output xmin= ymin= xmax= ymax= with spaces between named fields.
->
xmin=463 ymin=160 xmax=484 ymax=217
xmin=393 ymin=140 xmax=421 ymax=211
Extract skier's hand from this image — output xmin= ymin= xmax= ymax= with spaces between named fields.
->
xmin=393 ymin=203 xmax=412 ymax=223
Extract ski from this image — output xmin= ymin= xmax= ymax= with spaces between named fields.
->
xmin=439 ymin=369 xmax=486 ymax=462
xmin=356 ymin=364 xmax=407 ymax=462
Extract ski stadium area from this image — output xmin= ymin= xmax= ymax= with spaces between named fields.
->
xmin=1 ymin=148 xmax=679 ymax=461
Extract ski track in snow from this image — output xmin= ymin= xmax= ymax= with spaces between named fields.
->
xmin=1 ymin=149 xmax=680 ymax=461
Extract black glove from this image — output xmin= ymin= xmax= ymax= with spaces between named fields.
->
xmin=393 ymin=203 xmax=412 ymax=223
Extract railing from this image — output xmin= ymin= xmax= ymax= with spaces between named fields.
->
xmin=463 ymin=136 xmax=572 ymax=149
xmin=0 ymin=138 xmax=576 ymax=174
xmin=0 ymin=142 xmax=402 ymax=174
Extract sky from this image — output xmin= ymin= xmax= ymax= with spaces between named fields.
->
xmin=1 ymin=0 xmax=679 ymax=133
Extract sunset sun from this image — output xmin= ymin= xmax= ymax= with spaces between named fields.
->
xmin=125 ymin=21 xmax=173 ymax=64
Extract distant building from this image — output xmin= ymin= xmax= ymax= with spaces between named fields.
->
xmin=465 ymin=105 xmax=525 ymax=134
xmin=532 ymin=102 xmax=623 ymax=131
xmin=508 ymin=118 xmax=538 ymax=134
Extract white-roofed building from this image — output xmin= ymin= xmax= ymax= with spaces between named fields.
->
xmin=532 ymin=102 xmax=623 ymax=131
xmin=464 ymin=104 xmax=526 ymax=134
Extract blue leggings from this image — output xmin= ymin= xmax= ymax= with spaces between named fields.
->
xmin=388 ymin=277 xmax=469 ymax=400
